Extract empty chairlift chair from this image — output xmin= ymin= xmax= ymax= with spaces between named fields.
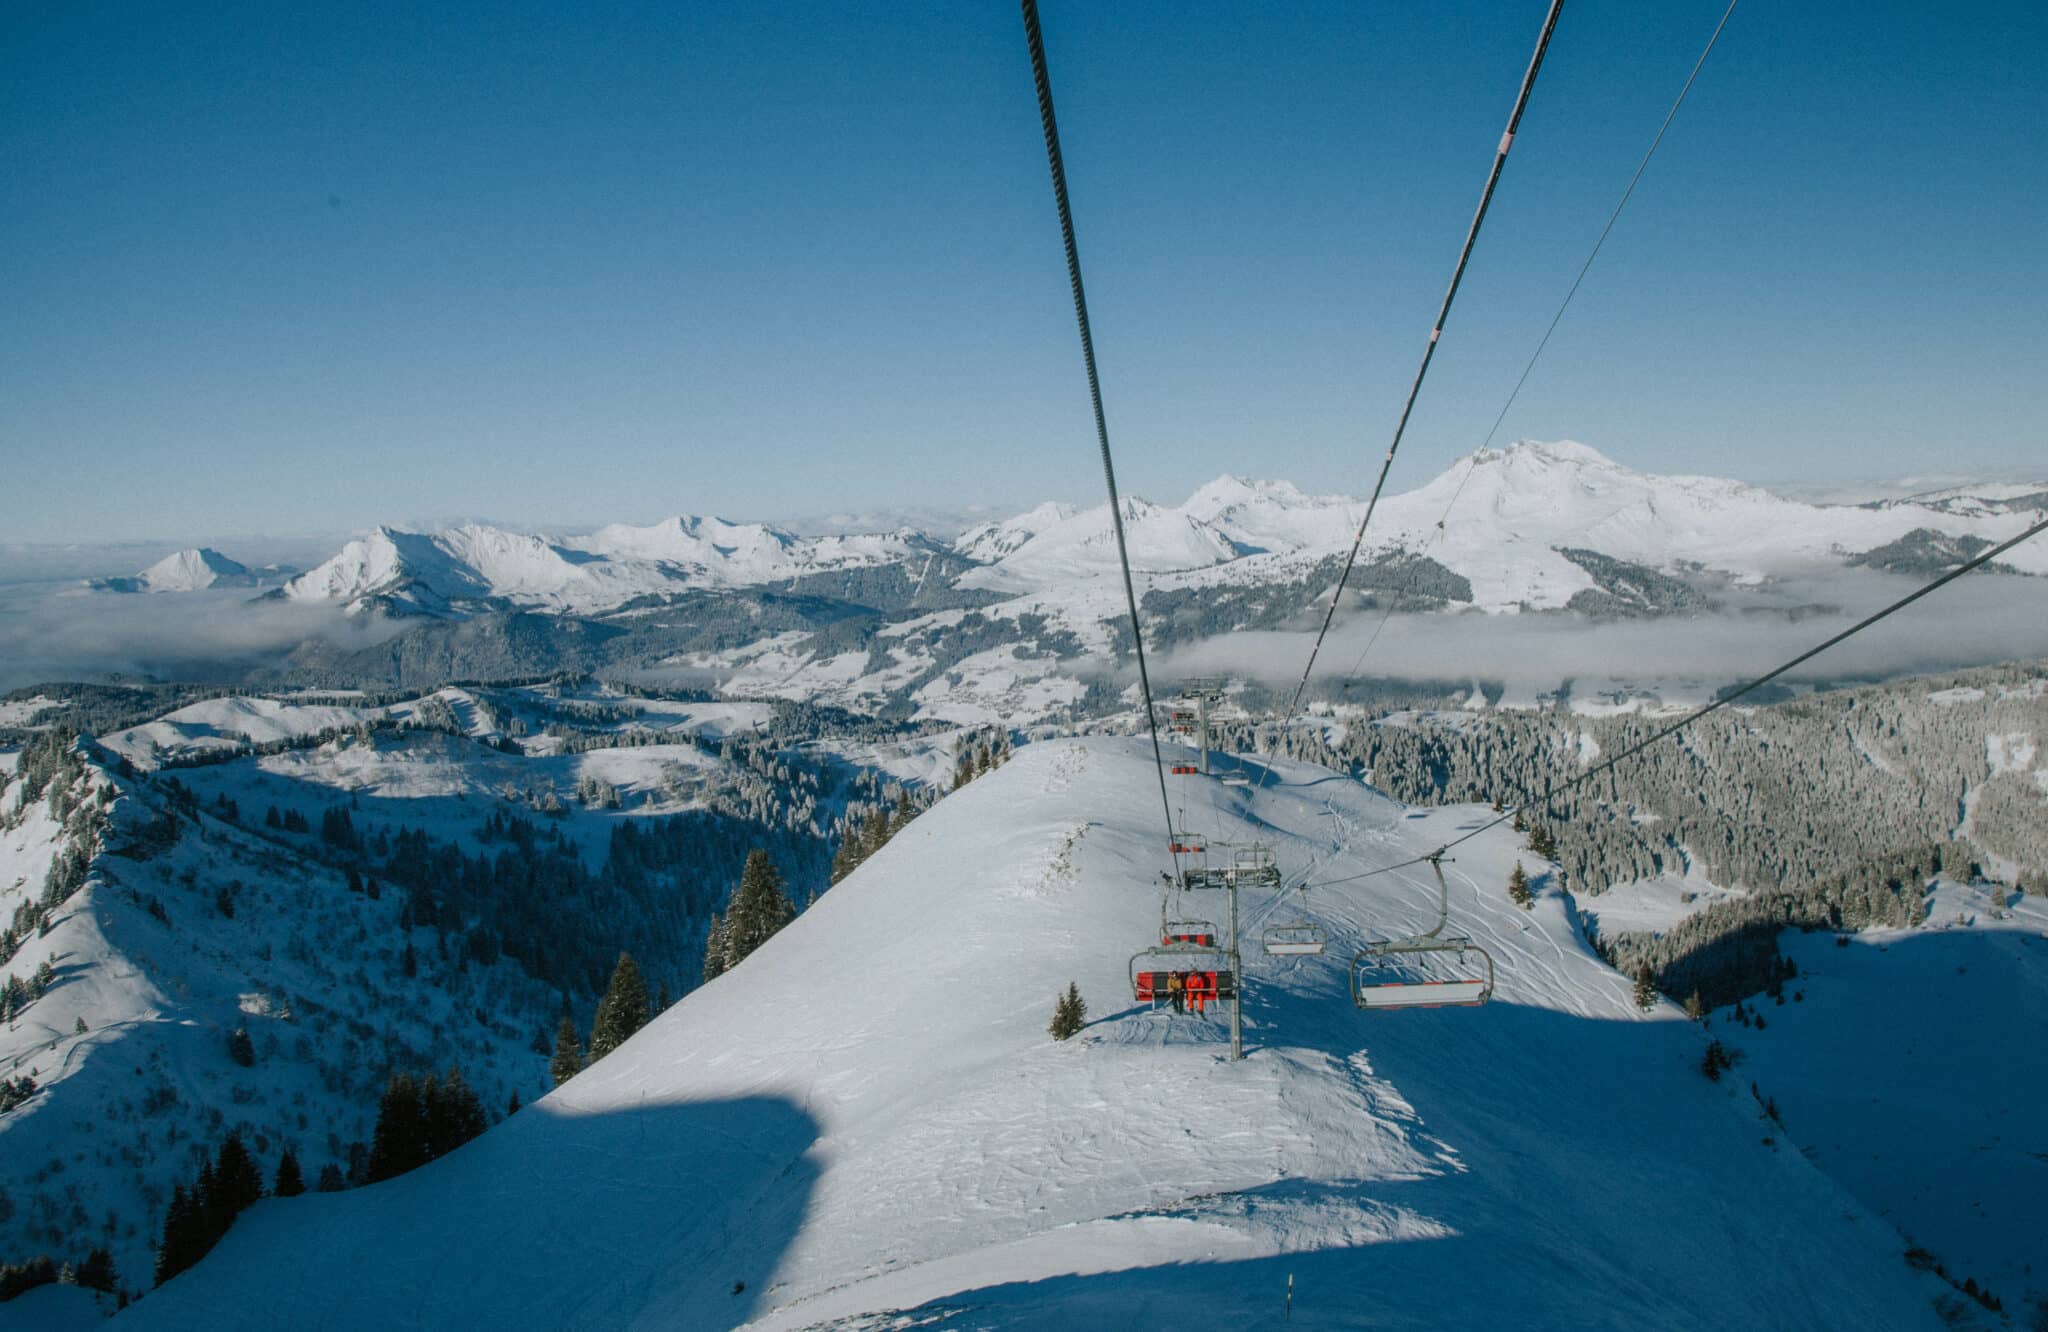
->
xmin=1351 ymin=856 xmax=1495 ymax=1010
xmin=1260 ymin=885 xmax=1328 ymax=956
xmin=1262 ymin=920 xmax=1329 ymax=956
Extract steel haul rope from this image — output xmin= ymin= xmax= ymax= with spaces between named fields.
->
xmin=1342 ymin=0 xmax=1740 ymax=687
xmin=1287 ymin=0 xmax=1567 ymax=719
xmin=1020 ymin=0 xmax=1181 ymax=873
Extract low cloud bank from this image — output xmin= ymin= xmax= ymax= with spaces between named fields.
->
xmin=0 ymin=586 xmax=403 ymax=693
xmin=1160 ymin=569 xmax=2048 ymax=696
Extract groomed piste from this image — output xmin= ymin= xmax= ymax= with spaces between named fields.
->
xmin=119 ymin=738 xmax=1946 ymax=1330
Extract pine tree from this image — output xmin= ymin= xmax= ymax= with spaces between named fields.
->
xmin=226 ymin=1026 xmax=255 ymax=1067
xmin=829 ymin=830 xmax=860 ymax=885
xmin=1700 ymin=1039 xmax=1731 ymax=1081
xmin=315 ymin=1163 xmax=346 ymax=1193
xmin=549 ymin=1016 xmax=585 ymax=1088
xmin=366 ymin=1072 xmax=428 ymax=1182
xmin=154 ymin=1183 xmax=198 ymax=1287
xmin=1528 ymin=823 xmax=1558 ymax=860
xmin=424 ymin=1066 xmax=486 ymax=1159
xmin=1633 ymin=962 xmax=1659 ymax=1011
xmin=1511 ymin=807 xmax=1526 ymax=833
xmin=1048 ymin=982 xmax=1086 ymax=1040
xmin=1507 ymin=862 xmax=1533 ymax=909
xmin=1683 ymin=989 xmax=1706 ymax=1022
xmin=588 ymin=952 xmax=650 ymax=1062
xmin=701 ymin=913 xmax=729 ymax=982
xmin=273 ymin=1148 xmax=305 ymax=1197
xmin=214 ymin=1131 xmax=264 ymax=1219
xmin=76 ymin=1247 xmax=116 ymax=1294
xmin=722 ymin=850 xmax=795 ymax=971
xmin=506 ymin=1089 xmax=521 ymax=1117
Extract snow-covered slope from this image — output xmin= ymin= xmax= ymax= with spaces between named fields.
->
xmin=1179 ymin=474 xmax=1362 ymax=554
xmin=954 ymin=501 xmax=1078 ymax=564
xmin=958 ymin=498 xmax=1248 ymax=592
xmin=282 ymin=518 xmax=954 ymax=616
xmin=1715 ymin=881 xmax=2048 ymax=1308
xmin=956 ymin=443 xmax=2043 ymax=605
xmin=122 ymin=739 xmax=1946 ymax=1330
xmin=201 ymin=442 xmax=2048 ymax=628
xmin=87 ymin=548 xmax=258 ymax=594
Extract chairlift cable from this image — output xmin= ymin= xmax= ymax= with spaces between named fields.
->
xmin=1340 ymin=0 xmax=1739 ymax=687
xmin=1475 ymin=0 xmax=1738 ymax=460
xmin=1020 ymin=0 xmax=1181 ymax=874
xmin=1307 ymin=512 xmax=2048 ymax=889
xmin=1285 ymin=0 xmax=1567 ymax=720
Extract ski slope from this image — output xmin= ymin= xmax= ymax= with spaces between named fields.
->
xmin=1719 ymin=881 xmax=2048 ymax=1306
xmin=119 ymin=739 xmax=1945 ymax=1330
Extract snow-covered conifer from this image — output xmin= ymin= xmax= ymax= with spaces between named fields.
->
xmin=1633 ymin=963 xmax=1659 ymax=1011
xmin=588 ymin=953 xmax=650 ymax=1062
xmin=1048 ymin=982 xmax=1086 ymax=1041
xmin=722 ymin=851 xmax=795 ymax=971
xmin=702 ymin=913 xmax=729 ymax=982
xmin=1507 ymin=862 xmax=1533 ymax=909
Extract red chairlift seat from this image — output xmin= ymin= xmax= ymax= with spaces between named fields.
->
xmin=1171 ymin=764 xmax=1199 ymax=775
xmin=1138 ymin=950 xmax=1228 ymax=1000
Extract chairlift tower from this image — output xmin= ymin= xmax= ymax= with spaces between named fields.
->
xmin=1179 ymin=839 xmax=1277 ymax=1062
xmin=1176 ymin=677 xmax=1230 ymax=775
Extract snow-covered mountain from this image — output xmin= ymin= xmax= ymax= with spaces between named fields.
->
xmin=957 ymin=497 xmax=1251 ymax=593
xmin=257 ymin=441 xmax=2045 ymax=621
xmin=280 ymin=519 xmax=954 ymax=617
xmin=39 ymin=442 xmax=2046 ymax=726
xmin=86 ymin=548 xmax=261 ymax=594
xmin=953 ymin=500 xmax=1077 ymax=564
xmin=0 ymin=684 xmax=907 ymax=1301
xmin=114 ymin=738 xmax=1984 ymax=1329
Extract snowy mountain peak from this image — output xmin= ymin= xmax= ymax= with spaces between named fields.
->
xmin=87 ymin=547 xmax=256 ymax=594
xmin=1478 ymin=438 xmax=1620 ymax=470
xmin=953 ymin=501 xmax=1080 ymax=564
xmin=146 ymin=547 xmax=249 ymax=589
xmin=1181 ymin=473 xmax=1311 ymax=521
xmin=572 ymin=514 xmax=799 ymax=567
xmin=957 ymin=497 xmax=1245 ymax=591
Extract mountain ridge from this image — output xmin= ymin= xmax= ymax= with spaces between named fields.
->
xmin=211 ymin=441 xmax=2047 ymax=620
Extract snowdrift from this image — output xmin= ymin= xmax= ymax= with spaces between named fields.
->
xmin=120 ymin=740 xmax=1944 ymax=1329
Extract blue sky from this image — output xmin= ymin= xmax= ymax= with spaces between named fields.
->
xmin=3 ymin=0 xmax=2043 ymax=544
